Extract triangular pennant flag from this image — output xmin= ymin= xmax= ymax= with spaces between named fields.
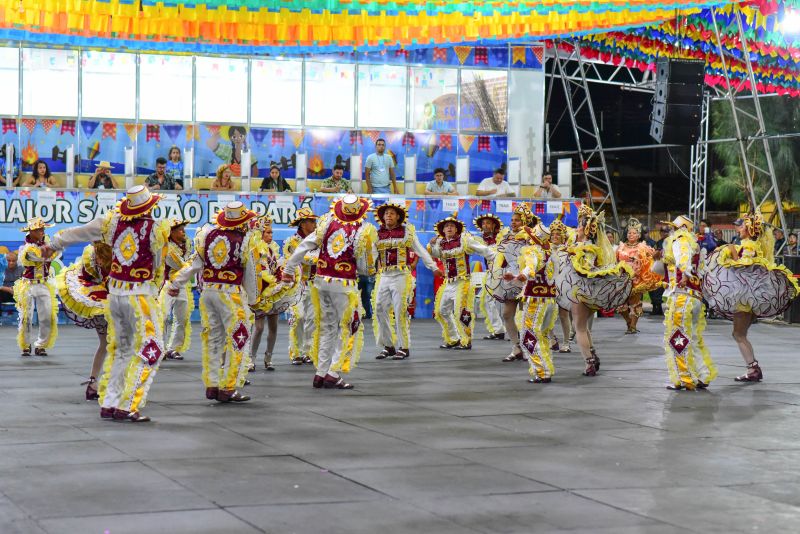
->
xmin=22 ymin=119 xmax=36 ymax=133
xmin=416 ymin=199 xmax=426 ymax=211
xmin=458 ymin=199 xmax=466 ymax=209
xmin=40 ymin=119 xmax=58 ymax=134
xmin=80 ymin=120 xmax=100 ymax=138
xmin=454 ymin=46 xmax=473 ymax=65
xmin=123 ymin=123 xmax=141 ymax=141
xmin=162 ymin=124 xmax=183 ymax=141
xmin=102 ymin=122 xmax=117 ymax=140
xmin=2 ymin=118 xmax=17 ymax=134
xmin=251 ymin=127 xmax=269 ymax=144
xmin=362 ymin=130 xmax=381 ymax=143
xmin=468 ymin=199 xmax=479 ymax=208
xmin=146 ymin=124 xmax=160 ymax=142
xmin=428 ymin=199 xmax=441 ymax=211
xmin=512 ymin=46 xmax=527 ymax=65
xmin=531 ymin=46 xmax=545 ymax=66
xmin=459 ymin=135 xmax=475 ymax=152
xmin=60 ymin=120 xmax=76 ymax=135
xmin=288 ymin=130 xmax=305 ymax=148
xmin=205 ymin=125 xmax=221 ymax=136
xmin=185 ymin=125 xmax=200 ymax=142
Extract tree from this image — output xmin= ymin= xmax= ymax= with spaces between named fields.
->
xmin=709 ymin=96 xmax=800 ymax=212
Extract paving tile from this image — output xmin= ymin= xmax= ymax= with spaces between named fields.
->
xmin=38 ymin=509 xmax=261 ymax=534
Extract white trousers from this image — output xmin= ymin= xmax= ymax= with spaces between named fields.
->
xmin=374 ymin=271 xmax=414 ymax=349
xmin=16 ymin=282 xmax=57 ymax=350
xmin=312 ymin=282 xmax=363 ymax=379
xmin=434 ymin=279 xmax=475 ymax=345
xmin=518 ymin=298 xmax=559 ymax=379
xmin=199 ymin=289 xmax=252 ymax=391
xmin=483 ymin=292 xmax=505 ymax=334
xmin=161 ymin=287 xmax=191 ymax=353
xmin=101 ymin=293 xmax=165 ymax=413
xmin=288 ymin=285 xmax=315 ymax=361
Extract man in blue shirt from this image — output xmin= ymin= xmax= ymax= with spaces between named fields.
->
xmin=364 ymin=139 xmax=397 ymax=194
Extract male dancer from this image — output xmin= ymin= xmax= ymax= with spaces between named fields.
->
xmin=282 ymin=194 xmax=377 ymax=390
xmin=282 ymin=207 xmax=318 ymax=365
xmin=16 ymin=217 xmax=59 ymax=356
xmin=474 ymin=214 xmax=506 ymax=340
xmin=373 ymin=202 xmax=442 ymax=360
xmin=429 ymin=213 xmax=494 ymax=350
xmin=161 ymin=219 xmax=193 ymax=361
xmin=169 ymin=202 xmax=260 ymax=402
xmin=662 ymin=215 xmax=716 ymax=390
xmin=46 ymin=186 xmax=170 ymax=422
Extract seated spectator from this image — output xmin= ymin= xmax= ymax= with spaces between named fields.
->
xmin=424 ymin=168 xmax=457 ymax=196
xmin=0 ymin=146 xmax=20 ymax=186
xmin=319 ymin=164 xmax=352 ymax=193
xmin=212 ymin=164 xmax=236 ymax=191
xmin=533 ymin=173 xmax=562 ymax=199
xmin=166 ymin=146 xmax=184 ymax=188
xmin=260 ymin=165 xmax=292 ymax=192
xmin=23 ymin=160 xmax=57 ymax=188
xmin=786 ymin=232 xmax=798 ymax=255
xmin=713 ymin=229 xmax=728 ymax=247
xmin=476 ymin=168 xmax=515 ymax=197
xmin=145 ymin=157 xmax=182 ymax=190
xmin=0 ymin=251 xmax=21 ymax=304
xmin=774 ymin=228 xmax=787 ymax=255
xmin=88 ymin=161 xmax=119 ymax=189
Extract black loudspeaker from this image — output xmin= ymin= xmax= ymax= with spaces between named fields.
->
xmin=650 ymin=58 xmax=705 ymax=145
xmin=783 ymin=256 xmax=800 ymax=323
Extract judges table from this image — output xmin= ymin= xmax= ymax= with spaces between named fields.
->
xmin=0 ymin=188 xmax=580 ymax=319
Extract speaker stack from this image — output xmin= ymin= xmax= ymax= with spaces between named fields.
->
xmin=649 ymin=58 xmax=705 ymax=145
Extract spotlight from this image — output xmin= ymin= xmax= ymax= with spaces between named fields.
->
xmin=780 ymin=10 xmax=800 ymax=34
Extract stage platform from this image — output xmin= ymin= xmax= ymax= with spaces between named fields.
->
xmin=1 ymin=314 xmax=799 ymax=534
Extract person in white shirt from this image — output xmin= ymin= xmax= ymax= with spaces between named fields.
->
xmin=533 ymin=173 xmax=562 ymax=199
xmin=476 ymin=168 xmax=515 ymax=197
xmin=424 ymin=168 xmax=458 ymax=196
xmin=364 ymin=139 xmax=397 ymax=194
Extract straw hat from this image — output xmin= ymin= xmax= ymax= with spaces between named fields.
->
xmin=331 ymin=194 xmax=371 ymax=224
xmin=434 ymin=212 xmax=465 ymax=238
xmin=169 ymin=218 xmax=190 ymax=229
xmin=661 ymin=215 xmax=693 ymax=231
xmin=20 ymin=217 xmax=54 ymax=232
xmin=96 ymin=161 xmax=112 ymax=170
xmin=216 ymin=201 xmax=257 ymax=229
xmin=119 ymin=185 xmax=162 ymax=219
xmin=375 ymin=202 xmax=408 ymax=226
xmin=473 ymin=214 xmax=503 ymax=232
xmin=288 ymin=207 xmax=318 ymax=227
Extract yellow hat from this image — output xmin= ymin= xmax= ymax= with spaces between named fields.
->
xmin=20 ymin=217 xmax=54 ymax=232
xmin=289 ymin=207 xmax=318 ymax=227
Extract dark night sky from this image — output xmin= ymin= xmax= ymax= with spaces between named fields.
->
xmin=546 ymin=74 xmax=695 ymax=213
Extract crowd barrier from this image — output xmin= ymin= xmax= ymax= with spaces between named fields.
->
xmin=0 ymin=189 xmax=581 ymax=319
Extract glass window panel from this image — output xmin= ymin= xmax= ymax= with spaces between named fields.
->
xmin=410 ymin=67 xmax=458 ymax=130
xmin=22 ymin=48 xmax=78 ymax=117
xmin=357 ymin=64 xmax=407 ymax=128
xmin=459 ymin=69 xmax=508 ymax=132
xmin=196 ymin=56 xmax=248 ymax=123
xmin=139 ymin=54 xmax=193 ymax=121
xmin=304 ymin=62 xmax=355 ymax=128
xmin=251 ymin=59 xmax=302 ymax=126
xmin=81 ymin=51 xmax=136 ymax=119
xmin=0 ymin=47 xmax=19 ymax=115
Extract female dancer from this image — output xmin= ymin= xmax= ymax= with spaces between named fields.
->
xmin=615 ymin=218 xmax=663 ymax=334
xmin=703 ymin=213 xmax=799 ymax=382
xmin=55 ymin=242 xmax=112 ymax=400
xmin=552 ymin=205 xmax=633 ymax=376
xmin=547 ymin=218 xmax=574 ymax=354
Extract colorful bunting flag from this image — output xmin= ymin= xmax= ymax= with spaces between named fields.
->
xmin=146 ymin=124 xmax=160 ymax=142
xmin=22 ymin=119 xmax=36 ymax=133
xmin=432 ymin=48 xmax=448 ymax=62
xmin=268 ymin=129 xmax=283 ymax=146
xmin=512 ymin=47 xmax=527 ymax=65
xmin=60 ymin=120 xmax=76 ymax=136
xmin=163 ymin=124 xmax=183 ymax=141
xmin=80 ymin=120 xmax=99 ymax=138
xmin=250 ymin=127 xmax=269 ymax=144
xmin=459 ymin=135 xmax=475 ymax=153
xmin=2 ymin=118 xmax=17 ymax=134
xmin=288 ymin=130 xmax=305 ymax=148
xmin=40 ymin=119 xmax=58 ymax=134
xmin=402 ymin=132 xmax=416 ymax=147
xmin=477 ymin=136 xmax=491 ymax=152
xmin=438 ymin=133 xmax=453 ymax=151
xmin=454 ymin=46 xmax=473 ymax=65
xmin=474 ymin=47 xmax=488 ymax=65
xmin=102 ymin=122 xmax=117 ymax=140
xmin=123 ymin=123 xmax=141 ymax=141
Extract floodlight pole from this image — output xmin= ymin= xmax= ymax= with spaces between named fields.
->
xmin=551 ymin=40 xmax=620 ymax=232
xmin=709 ymin=7 xmax=786 ymax=237
xmin=689 ymin=93 xmax=710 ymax=224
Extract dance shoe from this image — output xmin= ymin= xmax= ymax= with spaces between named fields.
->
xmin=590 ymin=349 xmax=600 ymax=370
xmin=290 ymin=358 xmax=304 ymax=366
xmin=83 ymin=377 xmax=99 ymax=401
xmin=550 ymin=340 xmax=560 ymax=351
xmin=376 ymin=346 xmax=396 ymax=360
xmin=483 ymin=332 xmax=505 ymax=340
xmin=502 ymin=351 xmax=524 ymax=362
xmin=666 ymin=383 xmax=695 ymax=391
xmin=100 ymin=407 xmax=115 ymax=419
xmin=453 ymin=343 xmax=472 ymax=350
xmin=323 ymin=374 xmax=354 ymax=389
xmin=205 ymin=387 xmax=219 ymax=400
xmin=113 ymin=409 xmax=151 ymax=422
xmin=216 ymin=390 xmax=251 ymax=402
xmin=312 ymin=375 xmax=324 ymax=389
xmin=528 ymin=377 xmax=552 ymax=384
xmin=303 ymin=356 xmax=313 ymax=364
xmin=164 ymin=350 xmax=184 ymax=360
xmin=582 ymin=358 xmax=599 ymax=377
xmin=393 ymin=348 xmax=410 ymax=360
xmin=440 ymin=341 xmax=461 ymax=349
xmin=34 ymin=348 xmax=48 ymax=356
xmin=696 ymin=381 xmax=709 ymax=389
xmin=734 ymin=361 xmax=763 ymax=382
xmin=264 ymin=361 xmax=275 ymax=371
xmin=21 ymin=346 xmax=31 ymax=357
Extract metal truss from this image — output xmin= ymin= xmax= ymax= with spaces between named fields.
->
xmin=689 ymin=94 xmax=711 ymax=224
xmin=546 ymin=49 xmax=656 ymax=91
xmin=709 ymin=8 xmax=787 ymax=237
xmin=550 ymin=40 xmax=621 ymax=232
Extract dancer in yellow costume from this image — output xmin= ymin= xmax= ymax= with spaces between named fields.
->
xmin=615 ymin=217 xmax=663 ymax=334
xmin=160 ymin=219 xmax=194 ymax=361
xmin=703 ymin=212 xmax=799 ymax=383
xmin=56 ymin=241 xmax=112 ymax=400
xmin=283 ymin=207 xmax=318 ymax=366
xmin=372 ymin=202 xmax=441 ymax=361
xmin=661 ymin=215 xmax=716 ymax=390
xmin=474 ymin=214 xmax=506 ymax=340
xmin=47 ymin=186 xmax=170 ymax=422
xmin=16 ymin=217 xmax=59 ymax=357
xmin=169 ymin=202 xmax=260 ymax=403
xmin=283 ymin=194 xmax=377 ymax=390
xmin=548 ymin=218 xmax=575 ymax=354
xmin=552 ymin=205 xmax=632 ymax=376
xmin=515 ymin=221 xmax=559 ymax=383
xmin=428 ymin=213 xmax=494 ymax=350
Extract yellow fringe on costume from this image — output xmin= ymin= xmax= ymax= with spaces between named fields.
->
xmin=454 ymin=278 xmax=476 ymax=343
xmin=398 ymin=272 xmax=415 ymax=348
xmin=222 ymin=293 xmax=250 ymax=391
xmin=716 ymin=242 xmax=800 ymax=295
xmin=371 ymin=272 xmax=385 ymax=345
xmin=663 ymin=293 xmax=717 ymax=389
xmin=14 ymin=279 xmax=59 ymax=350
xmin=330 ymin=290 xmax=364 ymax=374
xmin=159 ymin=284 xmax=194 ymax=354
xmin=478 ymin=281 xmax=499 ymax=335
xmin=433 ymin=280 xmax=455 ymax=344
xmin=309 ymin=284 xmax=323 ymax=368
xmin=570 ymin=245 xmax=635 ymax=279
xmin=371 ymin=271 xmax=415 ymax=348
xmin=199 ymin=293 xmax=213 ymax=388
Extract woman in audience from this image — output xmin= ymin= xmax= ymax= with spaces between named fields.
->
xmin=212 ymin=164 xmax=236 ymax=191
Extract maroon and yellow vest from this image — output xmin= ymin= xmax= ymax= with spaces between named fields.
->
xmin=21 ymin=236 xmax=52 ymax=282
xmin=110 ymin=217 xmax=158 ymax=284
xmin=164 ymin=239 xmax=188 ymax=282
xmin=316 ymin=218 xmax=360 ymax=283
xmin=523 ymin=241 xmax=556 ymax=299
xmin=377 ymin=225 xmax=412 ymax=273
xmin=439 ymin=236 xmax=471 ymax=282
xmin=201 ymin=227 xmax=245 ymax=286
xmin=665 ymin=252 xmax=702 ymax=295
xmin=285 ymin=232 xmax=316 ymax=282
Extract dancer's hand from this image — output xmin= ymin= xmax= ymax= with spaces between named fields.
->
xmin=40 ymin=244 xmax=55 ymax=259
xmin=502 ymin=272 xmax=516 ymax=281
xmin=432 ymin=268 xmax=444 ymax=278
xmin=167 ymin=287 xmax=180 ymax=297
xmin=281 ymin=272 xmax=295 ymax=283
xmin=516 ymin=273 xmax=527 ymax=282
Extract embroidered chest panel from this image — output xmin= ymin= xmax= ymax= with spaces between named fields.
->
xmin=523 ymin=245 xmax=555 ymax=298
xmin=202 ymin=228 xmax=245 ymax=285
xmin=111 ymin=217 xmax=156 ymax=282
xmin=439 ymin=237 xmax=470 ymax=279
xmin=377 ymin=226 xmax=410 ymax=270
xmin=317 ymin=219 xmax=359 ymax=280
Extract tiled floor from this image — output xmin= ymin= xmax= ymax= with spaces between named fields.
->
xmin=1 ymin=313 xmax=799 ymax=534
